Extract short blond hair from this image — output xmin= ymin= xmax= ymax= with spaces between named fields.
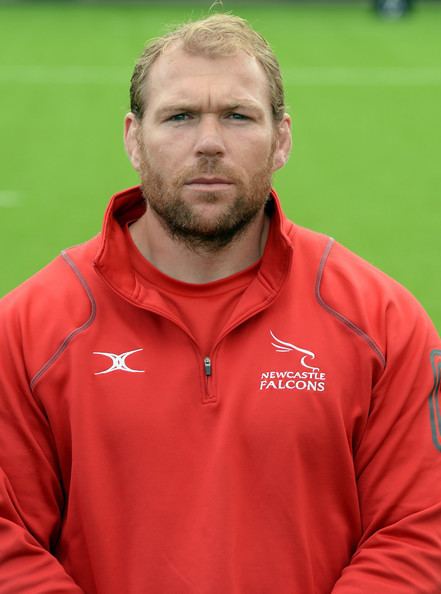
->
xmin=130 ymin=13 xmax=285 ymax=122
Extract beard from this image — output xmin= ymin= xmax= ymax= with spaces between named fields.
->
xmin=137 ymin=148 xmax=274 ymax=253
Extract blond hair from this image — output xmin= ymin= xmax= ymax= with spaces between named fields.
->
xmin=130 ymin=13 xmax=285 ymax=122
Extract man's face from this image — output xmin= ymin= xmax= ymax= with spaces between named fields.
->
xmin=125 ymin=45 xmax=291 ymax=250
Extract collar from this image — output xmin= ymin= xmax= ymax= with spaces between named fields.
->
xmin=93 ymin=185 xmax=294 ymax=316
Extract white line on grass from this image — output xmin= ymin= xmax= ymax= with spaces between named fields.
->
xmin=1 ymin=65 xmax=441 ymax=86
xmin=0 ymin=191 xmax=22 ymax=208
xmin=0 ymin=66 xmax=128 ymax=85
xmin=284 ymin=66 xmax=441 ymax=86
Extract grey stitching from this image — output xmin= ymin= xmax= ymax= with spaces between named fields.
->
xmin=30 ymin=251 xmax=96 ymax=391
xmin=315 ymin=238 xmax=386 ymax=368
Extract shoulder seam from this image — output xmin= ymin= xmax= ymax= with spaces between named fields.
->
xmin=315 ymin=238 xmax=386 ymax=368
xmin=29 ymin=250 xmax=97 ymax=391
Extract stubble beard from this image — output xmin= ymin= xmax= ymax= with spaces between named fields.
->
xmin=138 ymin=150 xmax=274 ymax=253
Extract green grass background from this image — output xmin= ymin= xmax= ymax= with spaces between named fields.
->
xmin=0 ymin=1 xmax=440 ymax=331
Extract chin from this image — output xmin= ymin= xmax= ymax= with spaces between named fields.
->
xmin=183 ymin=184 xmax=236 ymax=200
xmin=187 ymin=201 xmax=232 ymax=221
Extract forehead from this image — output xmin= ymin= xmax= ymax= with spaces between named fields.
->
xmin=144 ymin=45 xmax=272 ymax=113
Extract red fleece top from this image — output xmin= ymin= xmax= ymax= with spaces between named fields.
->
xmin=0 ymin=186 xmax=440 ymax=594
xmin=124 ymin=223 xmax=260 ymax=357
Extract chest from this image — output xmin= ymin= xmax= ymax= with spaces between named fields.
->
xmin=36 ymin=299 xmax=378 ymax=479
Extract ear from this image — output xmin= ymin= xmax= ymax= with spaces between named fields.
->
xmin=272 ymin=114 xmax=292 ymax=173
xmin=124 ymin=112 xmax=142 ymax=171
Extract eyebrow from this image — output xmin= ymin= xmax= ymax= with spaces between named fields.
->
xmin=155 ymin=100 xmax=265 ymax=118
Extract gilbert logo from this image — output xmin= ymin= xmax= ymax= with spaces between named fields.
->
xmin=93 ymin=349 xmax=145 ymax=375
xmin=259 ymin=331 xmax=326 ymax=392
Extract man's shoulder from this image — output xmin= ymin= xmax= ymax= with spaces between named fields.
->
xmin=288 ymin=221 xmax=415 ymax=301
xmin=0 ymin=236 xmax=101 ymax=381
xmin=286 ymin=221 xmax=439 ymax=356
xmin=1 ymin=235 xmax=99 ymax=313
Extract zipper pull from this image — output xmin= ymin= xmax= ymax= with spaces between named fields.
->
xmin=204 ymin=357 xmax=212 ymax=377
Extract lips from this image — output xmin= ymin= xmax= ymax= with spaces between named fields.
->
xmin=185 ymin=177 xmax=233 ymax=185
xmin=183 ymin=177 xmax=235 ymax=193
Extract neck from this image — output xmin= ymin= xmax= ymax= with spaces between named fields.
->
xmin=129 ymin=206 xmax=270 ymax=284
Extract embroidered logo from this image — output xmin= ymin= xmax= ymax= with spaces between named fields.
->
xmin=259 ymin=331 xmax=326 ymax=392
xmin=93 ymin=349 xmax=145 ymax=375
xmin=270 ymin=331 xmax=319 ymax=371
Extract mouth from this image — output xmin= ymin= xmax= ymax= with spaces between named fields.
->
xmin=184 ymin=177 xmax=234 ymax=191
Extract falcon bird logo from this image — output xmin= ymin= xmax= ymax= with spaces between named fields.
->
xmin=270 ymin=331 xmax=320 ymax=372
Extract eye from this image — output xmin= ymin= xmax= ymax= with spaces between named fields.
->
xmin=168 ymin=112 xmax=192 ymax=122
xmin=227 ymin=112 xmax=250 ymax=121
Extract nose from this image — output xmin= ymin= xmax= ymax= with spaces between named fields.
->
xmin=193 ymin=115 xmax=226 ymax=157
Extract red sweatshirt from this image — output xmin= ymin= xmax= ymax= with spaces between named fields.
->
xmin=0 ymin=186 xmax=440 ymax=594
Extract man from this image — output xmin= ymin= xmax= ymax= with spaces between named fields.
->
xmin=374 ymin=0 xmax=414 ymax=18
xmin=0 ymin=13 xmax=440 ymax=594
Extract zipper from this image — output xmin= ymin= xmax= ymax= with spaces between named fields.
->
xmin=204 ymin=357 xmax=212 ymax=377
xmin=203 ymin=356 xmax=215 ymax=403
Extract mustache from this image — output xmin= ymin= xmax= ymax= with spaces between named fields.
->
xmin=176 ymin=159 xmax=242 ymax=186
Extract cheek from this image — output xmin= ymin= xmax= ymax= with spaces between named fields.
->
xmin=239 ymin=139 xmax=275 ymax=174
xmin=241 ymin=129 xmax=275 ymax=158
xmin=148 ymin=137 xmax=189 ymax=169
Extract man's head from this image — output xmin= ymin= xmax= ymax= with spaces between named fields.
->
xmin=124 ymin=14 xmax=291 ymax=252
xmin=129 ymin=13 xmax=286 ymax=125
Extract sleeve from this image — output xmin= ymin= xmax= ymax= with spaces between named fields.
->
xmin=0 ymin=299 xmax=84 ymax=593
xmin=331 ymin=292 xmax=441 ymax=593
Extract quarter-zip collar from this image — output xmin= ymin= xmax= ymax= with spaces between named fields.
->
xmin=93 ymin=185 xmax=294 ymax=323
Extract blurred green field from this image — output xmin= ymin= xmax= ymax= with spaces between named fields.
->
xmin=0 ymin=2 xmax=440 ymax=330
